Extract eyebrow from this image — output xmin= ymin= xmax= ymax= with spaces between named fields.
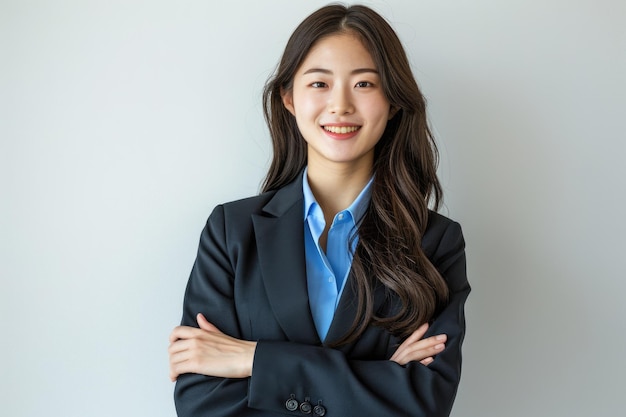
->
xmin=302 ymin=68 xmax=379 ymax=75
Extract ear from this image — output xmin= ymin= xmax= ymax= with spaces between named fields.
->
xmin=388 ymin=105 xmax=400 ymax=120
xmin=281 ymin=88 xmax=296 ymax=116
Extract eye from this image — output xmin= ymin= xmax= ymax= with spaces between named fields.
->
xmin=355 ymin=81 xmax=374 ymax=88
xmin=310 ymin=82 xmax=327 ymax=88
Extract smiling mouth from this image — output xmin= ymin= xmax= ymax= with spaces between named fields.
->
xmin=323 ymin=125 xmax=361 ymax=134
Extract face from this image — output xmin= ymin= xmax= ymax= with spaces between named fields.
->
xmin=282 ymin=32 xmax=394 ymax=172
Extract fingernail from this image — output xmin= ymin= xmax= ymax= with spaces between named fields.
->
xmin=436 ymin=334 xmax=446 ymax=341
xmin=435 ymin=343 xmax=445 ymax=350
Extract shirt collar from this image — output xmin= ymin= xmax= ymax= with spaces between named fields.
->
xmin=302 ymin=167 xmax=374 ymax=224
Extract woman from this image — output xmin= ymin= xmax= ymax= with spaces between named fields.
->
xmin=169 ymin=4 xmax=469 ymax=416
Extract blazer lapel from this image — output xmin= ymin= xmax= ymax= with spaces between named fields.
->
xmin=324 ymin=277 xmax=359 ymax=347
xmin=252 ymin=176 xmax=321 ymax=345
xmin=325 ymin=269 xmax=388 ymax=349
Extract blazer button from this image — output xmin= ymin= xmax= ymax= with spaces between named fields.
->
xmin=300 ymin=397 xmax=312 ymax=414
xmin=313 ymin=402 xmax=326 ymax=416
xmin=285 ymin=395 xmax=298 ymax=411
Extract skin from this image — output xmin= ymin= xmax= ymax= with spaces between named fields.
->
xmin=282 ymin=32 xmax=394 ymax=243
xmin=168 ymin=33 xmax=447 ymax=382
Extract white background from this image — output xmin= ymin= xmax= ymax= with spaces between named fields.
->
xmin=1 ymin=1 xmax=625 ymax=416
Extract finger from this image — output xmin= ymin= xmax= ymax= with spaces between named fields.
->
xmin=393 ymin=346 xmax=436 ymax=366
xmin=391 ymin=344 xmax=414 ymax=364
xmin=170 ymin=358 xmax=189 ymax=382
xmin=169 ymin=348 xmax=192 ymax=367
xmin=402 ymin=340 xmax=446 ymax=362
xmin=196 ymin=313 xmax=222 ymax=333
xmin=405 ymin=334 xmax=447 ymax=353
xmin=169 ymin=351 xmax=189 ymax=381
xmin=168 ymin=338 xmax=192 ymax=355
xmin=390 ymin=324 xmax=429 ymax=362
xmin=420 ymin=357 xmax=434 ymax=366
xmin=403 ymin=323 xmax=429 ymax=346
xmin=169 ymin=326 xmax=182 ymax=343
xmin=391 ymin=323 xmax=432 ymax=360
xmin=170 ymin=325 xmax=204 ymax=343
xmin=405 ymin=336 xmax=446 ymax=356
xmin=391 ymin=334 xmax=448 ymax=365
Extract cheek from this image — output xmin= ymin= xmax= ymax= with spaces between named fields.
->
xmin=363 ymin=95 xmax=391 ymax=120
xmin=292 ymin=99 xmax=320 ymax=137
xmin=297 ymin=91 xmax=325 ymax=111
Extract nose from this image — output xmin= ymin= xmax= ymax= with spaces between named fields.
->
xmin=327 ymin=85 xmax=354 ymax=115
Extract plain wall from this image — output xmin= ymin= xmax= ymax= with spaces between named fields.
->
xmin=1 ymin=1 xmax=624 ymax=416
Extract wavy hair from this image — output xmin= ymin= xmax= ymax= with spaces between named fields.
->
xmin=262 ymin=4 xmax=448 ymax=345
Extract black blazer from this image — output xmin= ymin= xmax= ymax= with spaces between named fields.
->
xmin=175 ymin=174 xmax=470 ymax=417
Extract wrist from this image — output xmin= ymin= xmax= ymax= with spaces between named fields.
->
xmin=244 ymin=341 xmax=258 ymax=377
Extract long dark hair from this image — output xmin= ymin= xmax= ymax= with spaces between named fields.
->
xmin=262 ymin=4 xmax=448 ymax=345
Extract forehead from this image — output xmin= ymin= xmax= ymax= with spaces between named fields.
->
xmin=299 ymin=32 xmax=376 ymax=70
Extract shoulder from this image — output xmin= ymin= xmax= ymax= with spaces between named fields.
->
xmin=219 ymin=190 xmax=279 ymax=217
xmin=423 ymin=210 xmax=466 ymax=275
xmin=424 ymin=210 xmax=461 ymax=236
xmin=203 ymin=191 xmax=278 ymax=232
xmin=213 ymin=172 xmax=304 ymax=219
xmin=197 ymin=191 xmax=281 ymax=251
xmin=211 ymin=173 xmax=304 ymax=223
xmin=424 ymin=210 xmax=462 ymax=239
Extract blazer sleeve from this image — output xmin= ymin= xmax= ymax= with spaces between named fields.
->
xmin=175 ymin=206 xmax=470 ymax=417
xmin=174 ymin=205 xmax=262 ymax=417
xmin=248 ymin=220 xmax=470 ymax=417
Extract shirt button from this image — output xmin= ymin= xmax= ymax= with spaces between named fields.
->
xmin=328 ymin=276 xmax=334 ymax=282
xmin=337 ymin=213 xmax=344 ymax=220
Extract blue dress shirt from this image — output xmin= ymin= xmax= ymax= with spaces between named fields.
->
xmin=302 ymin=169 xmax=374 ymax=341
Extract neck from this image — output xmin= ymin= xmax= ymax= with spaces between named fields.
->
xmin=306 ymin=159 xmax=373 ymax=218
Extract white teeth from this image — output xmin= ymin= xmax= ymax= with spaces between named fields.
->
xmin=324 ymin=125 xmax=360 ymax=134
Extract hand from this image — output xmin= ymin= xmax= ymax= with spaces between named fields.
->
xmin=389 ymin=323 xmax=447 ymax=366
xmin=168 ymin=313 xmax=257 ymax=381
